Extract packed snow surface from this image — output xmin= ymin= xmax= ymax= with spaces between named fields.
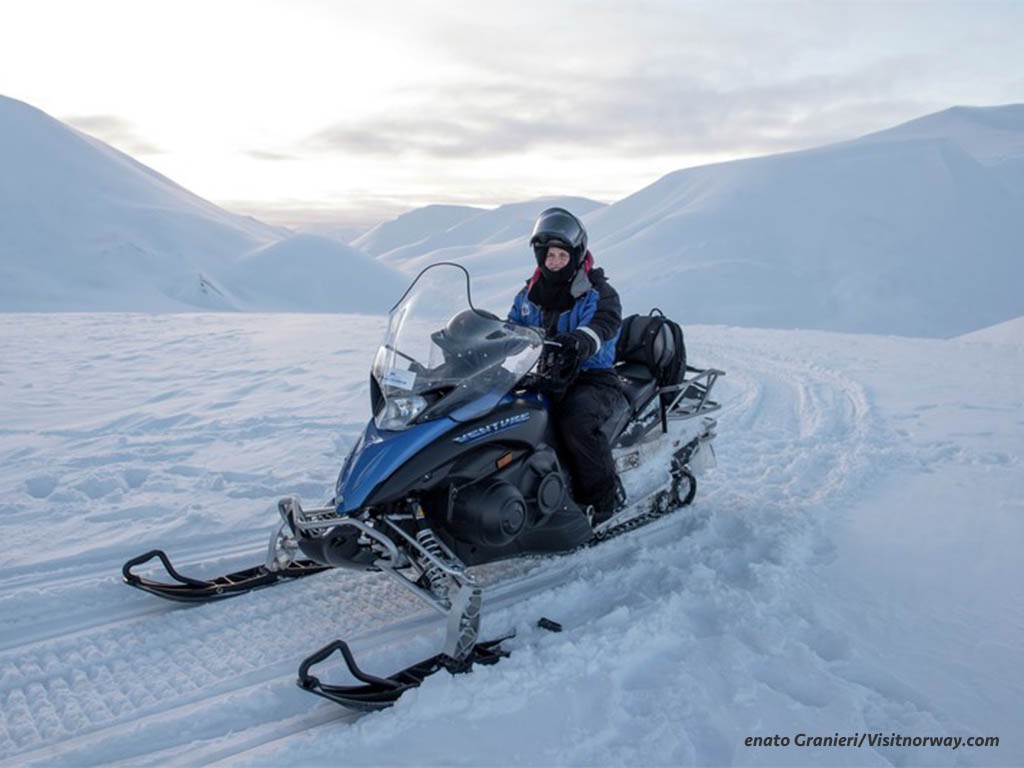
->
xmin=1 ymin=311 xmax=1020 ymax=766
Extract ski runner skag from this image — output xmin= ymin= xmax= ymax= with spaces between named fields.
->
xmin=122 ymin=262 xmax=724 ymax=710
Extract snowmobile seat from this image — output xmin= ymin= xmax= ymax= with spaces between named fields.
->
xmin=601 ymin=362 xmax=660 ymax=443
xmin=599 ymin=372 xmax=655 ymax=447
xmin=616 ymin=371 xmax=659 ymax=415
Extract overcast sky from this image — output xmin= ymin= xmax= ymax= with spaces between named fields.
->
xmin=2 ymin=0 xmax=1022 ymax=228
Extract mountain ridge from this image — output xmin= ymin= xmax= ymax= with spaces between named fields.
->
xmin=0 ymin=95 xmax=403 ymax=312
xmin=367 ymin=104 xmax=1024 ymax=337
xmin=3 ymin=96 xmax=1022 ymax=335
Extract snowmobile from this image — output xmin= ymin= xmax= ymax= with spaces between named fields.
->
xmin=122 ymin=262 xmax=723 ymax=710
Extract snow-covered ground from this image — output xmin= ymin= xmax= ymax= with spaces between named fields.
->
xmin=1 ymin=312 xmax=1020 ymax=766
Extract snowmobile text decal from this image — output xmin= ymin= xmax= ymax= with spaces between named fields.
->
xmin=382 ymin=368 xmax=417 ymax=390
xmin=453 ymin=413 xmax=531 ymax=444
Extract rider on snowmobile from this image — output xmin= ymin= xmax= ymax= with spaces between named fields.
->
xmin=508 ymin=207 xmax=626 ymax=523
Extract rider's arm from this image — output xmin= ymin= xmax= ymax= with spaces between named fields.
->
xmin=563 ymin=275 xmax=621 ymax=361
xmin=508 ymin=285 xmax=530 ymax=326
xmin=580 ymin=273 xmax=622 ymax=347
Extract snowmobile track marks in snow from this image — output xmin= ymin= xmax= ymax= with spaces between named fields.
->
xmin=0 ymin=326 xmax=885 ymax=765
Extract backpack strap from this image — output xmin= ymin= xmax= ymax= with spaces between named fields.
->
xmin=643 ymin=314 xmax=668 ymax=376
xmin=617 ymin=314 xmax=642 ymax=359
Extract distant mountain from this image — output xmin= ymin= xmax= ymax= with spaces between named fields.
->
xmin=353 ymin=196 xmax=608 ymax=315
xmin=858 ymin=104 xmax=1024 ymax=164
xmin=6 ymin=94 xmax=1022 ymax=336
xmin=360 ymin=105 xmax=1024 ymax=337
xmin=583 ymin=105 xmax=1024 ymax=337
xmin=859 ymin=105 xmax=1024 ymax=206
xmin=957 ymin=314 xmax=1024 ymax=345
xmin=0 ymin=96 xmax=404 ymax=312
xmin=362 ymin=197 xmax=606 ymax=268
xmin=352 ymin=204 xmax=485 ymax=257
xmin=225 ymin=234 xmax=405 ymax=312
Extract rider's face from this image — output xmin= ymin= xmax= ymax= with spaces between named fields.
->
xmin=544 ymin=246 xmax=572 ymax=272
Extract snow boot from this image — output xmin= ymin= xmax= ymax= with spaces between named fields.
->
xmin=589 ymin=477 xmax=627 ymax=525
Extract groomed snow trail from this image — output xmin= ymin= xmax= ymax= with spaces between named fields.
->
xmin=1 ymin=315 xmax=1020 ymax=766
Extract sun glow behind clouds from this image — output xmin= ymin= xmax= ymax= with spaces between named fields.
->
xmin=2 ymin=0 xmax=464 ymax=216
xmin=2 ymin=0 xmax=1023 ymax=227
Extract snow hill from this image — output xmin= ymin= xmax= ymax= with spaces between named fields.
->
xmin=370 ymin=106 xmax=1024 ymax=338
xmin=1 ymin=312 xmax=1021 ymax=765
xmin=4 ymin=95 xmax=1022 ymax=334
xmin=352 ymin=203 xmax=486 ymax=257
xmin=0 ymin=96 xmax=404 ymax=313
xmin=355 ymin=197 xmax=606 ymax=266
xmin=958 ymin=314 xmax=1024 ymax=345
xmin=352 ymin=197 xmax=607 ymax=314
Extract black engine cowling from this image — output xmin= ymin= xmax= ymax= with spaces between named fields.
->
xmin=445 ymin=445 xmax=569 ymax=550
xmin=447 ymin=479 xmax=527 ymax=547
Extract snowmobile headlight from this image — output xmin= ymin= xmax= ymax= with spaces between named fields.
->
xmin=376 ymin=394 xmax=429 ymax=431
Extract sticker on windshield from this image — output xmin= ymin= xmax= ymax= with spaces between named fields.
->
xmin=382 ymin=368 xmax=417 ymax=390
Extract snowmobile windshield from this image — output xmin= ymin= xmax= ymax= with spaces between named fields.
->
xmin=371 ymin=263 xmax=543 ymax=431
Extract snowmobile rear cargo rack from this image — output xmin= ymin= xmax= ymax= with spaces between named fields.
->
xmin=665 ymin=366 xmax=724 ymax=419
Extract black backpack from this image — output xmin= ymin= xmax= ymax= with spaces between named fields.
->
xmin=615 ymin=309 xmax=687 ymax=395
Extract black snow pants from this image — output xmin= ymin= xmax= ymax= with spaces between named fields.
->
xmin=553 ymin=369 xmax=627 ymax=509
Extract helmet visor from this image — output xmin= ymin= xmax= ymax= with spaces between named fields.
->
xmin=530 ymin=210 xmax=584 ymax=249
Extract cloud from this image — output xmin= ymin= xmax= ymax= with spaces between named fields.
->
xmin=246 ymin=149 xmax=296 ymax=161
xmin=302 ymin=58 xmax=939 ymax=165
xmin=224 ymin=196 xmax=414 ymax=230
xmin=63 ymin=114 xmax=163 ymax=155
xmin=294 ymin=0 xmax=1013 ymax=168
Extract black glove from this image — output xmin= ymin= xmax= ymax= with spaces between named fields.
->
xmin=539 ymin=330 xmax=598 ymax=395
xmin=554 ymin=330 xmax=598 ymax=364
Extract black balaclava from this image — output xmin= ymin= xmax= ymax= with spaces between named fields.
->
xmin=529 ymin=242 xmax=579 ymax=311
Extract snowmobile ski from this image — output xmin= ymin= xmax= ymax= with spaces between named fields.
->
xmin=121 ymin=548 xmax=329 ymax=603
xmin=297 ymin=636 xmax=510 ymax=712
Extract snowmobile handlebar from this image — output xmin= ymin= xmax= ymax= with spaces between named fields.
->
xmin=520 ymin=338 xmax=579 ymax=394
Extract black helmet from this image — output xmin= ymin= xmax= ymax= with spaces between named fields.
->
xmin=529 ymin=207 xmax=588 ymax=274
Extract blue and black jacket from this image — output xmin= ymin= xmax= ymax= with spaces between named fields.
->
xmin=508 ymin=257 xmax=622 ymax=372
